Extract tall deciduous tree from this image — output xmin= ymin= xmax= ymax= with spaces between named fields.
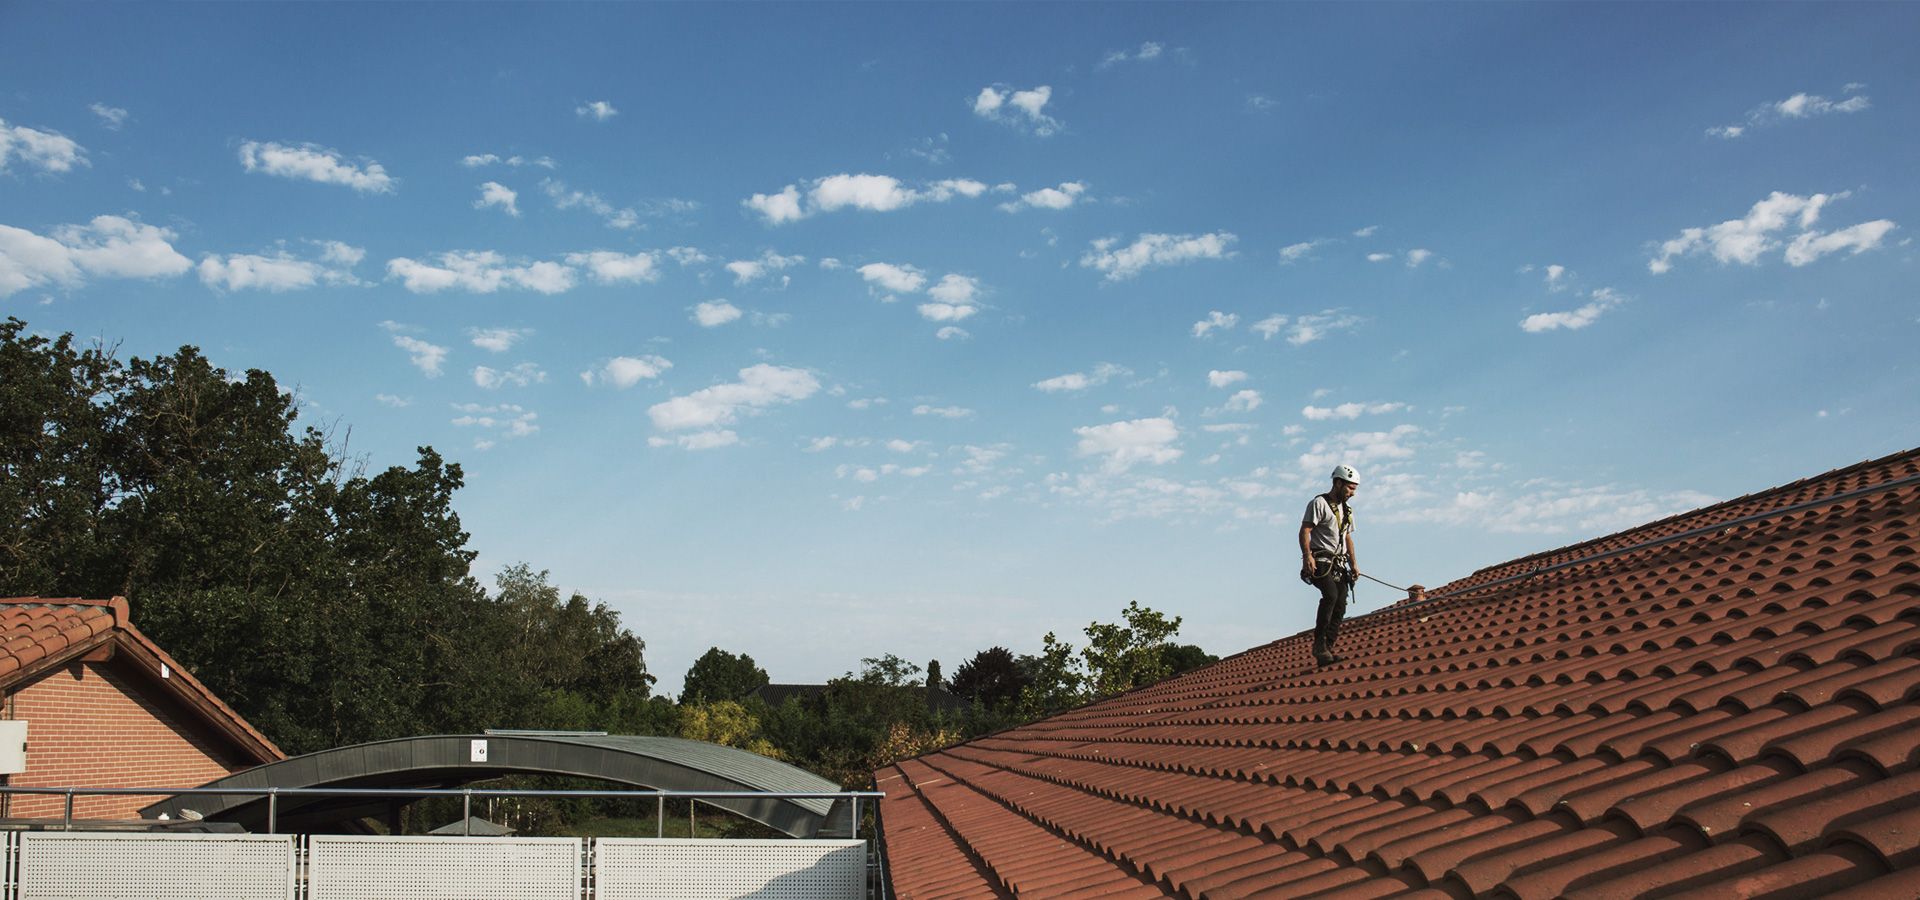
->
xmin=680 ymin=647 xmax=770 ymax=705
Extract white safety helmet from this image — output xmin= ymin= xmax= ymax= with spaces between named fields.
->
xmin=1331 ymin=464 xmax=1360 ymax=485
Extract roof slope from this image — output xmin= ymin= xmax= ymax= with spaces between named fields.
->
xmin=877 ymin=449 xmax=1920 ymax=899
xmin=0 ymin=597 xmax=284 ymax=764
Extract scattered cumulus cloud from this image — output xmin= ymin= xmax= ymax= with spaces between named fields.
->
xmin=1208 ymin=370 xmax=1248 ymax=388
xmin=582 ymin=355 xmax=673 ymax=389
xmin=728 ymin=250 xmax=805 ymax=285
xmin=1648 ymin=191 xmax=1895 ymax=272
xmin=1405 ymin=248 xmax=1434 ymax=268
xmin=1034 ymin=362 xmax=1130 ymax=393
xmin=1075 ymin=417 xmax=1181 ymax=472
xmin=1521 ymin=287 xmax=1627 ymax=333
xmin=1098 ymin=41 xmax=1165 ymax=68
xmin=469 ymin=327 xmax=530 ymax=352
xmin=239 ymin=141 xmax=394 ymax=193
xmin=89 ymin=103 xmax=129 ymax=130
xmin=1081 ymin=232 xmax=1237 ymax=281
xmin=576 ymin=100 xmax=618 ymax=121
xmin=1302 ymin=401 xmax=1407 ymax=420
xmin=542 ymin=179 xmax=639 ymax=230
xmin=1279 ymin=239 xmax=1330 ymax=264
xmin=374 ymin=393 xmax=411 ymax=408
xmin=1366 ymin=252 xmax=1393 ymax=263
xmin=746 ymin=174 xmax=988 ymax=225
xmin=475 ymin=182 xmax=519 ymax=216
xmin=461 ymin=153 xmax=555 ymax=169
xmin=694 ymin=300 xmax=742 ymax=327
xmin=649 ymin=431 xmax=740 ymax=451
xmin=473 ymin=363 xmax=546 ymax=390
xmin=391 ymin=335 xmax=448 ymax=377
xmin=1352 ymin=225 xmax=1378 ymax=238
xmin=0 ymin=215 xmax=190 ymax=297
xmin=0 ymin=118 xmax=88 ymax=173
xmin=452 ymin=402 xmax=538 ymax=438
xmin=647 ymin=364 xmax=820 ymax=432
xmin=567 ymin=250 xmax=660 ymax=284
xmin=1220 ymin=390 xmax=1262 ymax=413
xmin=1191 ymin=310 xmax=1238 ymax=338
xmin=1252 ymin=310 xmax=1365 ymax=346
xmin=1298 ymin=424 xmax=1420 ymax=474
xmin=1000 ymin=181 xmax=1086 ymax=212
xmin=198 ymin=241 xmax=365 ymax=292
xmin=1708 ymin=86 xmax=1870 ymax=139
xmin=858 ymin=262 xmax=927 ymax=295
xmin=913 ymin=404 xmax=974 ymax=419
xmin=387 ymin=250 xmax=577 ymax=295
xmin=973 ymin=85 xmax=1061 ymax=136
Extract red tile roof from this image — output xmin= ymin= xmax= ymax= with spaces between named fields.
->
xmin=877 ymin=449 xmax=1920 ymax=899
xmin=0 ymin=597 xmax=283 ymax=764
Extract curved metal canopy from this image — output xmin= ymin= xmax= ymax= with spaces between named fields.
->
xmin=141 ymin=734 xmax=850 ymax=838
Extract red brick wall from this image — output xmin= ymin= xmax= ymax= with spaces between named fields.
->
xmin=5 ymin=660 xmax=249 ymax=819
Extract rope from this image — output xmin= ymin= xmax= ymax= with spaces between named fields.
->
xmin=1355 ymin=570 xmax=1409 ymax=593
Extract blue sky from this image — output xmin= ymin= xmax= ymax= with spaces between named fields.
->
xmin=4 ymin=3 xmax=1915 ymax=698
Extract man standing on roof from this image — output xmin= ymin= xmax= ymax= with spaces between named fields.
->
xmin=1300 ymin=465 xmax=1361 ymax=666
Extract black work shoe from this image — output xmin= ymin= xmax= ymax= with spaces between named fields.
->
xmin=1314 ymin=649 xmax=1335 ymax=666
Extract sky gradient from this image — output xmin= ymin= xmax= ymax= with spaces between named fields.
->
xmin=3 ymin=3 xmax=1915 ymax=698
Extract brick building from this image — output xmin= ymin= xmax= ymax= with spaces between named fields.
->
xmin=0 ymin=597 xmax=282 ymax=820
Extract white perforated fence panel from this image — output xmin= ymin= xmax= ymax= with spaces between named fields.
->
xmin=15 ymin=832 xmax=294 ymax=900
xmin=594 ymin=839 xmax=865 ymax=900
xmin=307 ymin=835 xmax=582 ymax=900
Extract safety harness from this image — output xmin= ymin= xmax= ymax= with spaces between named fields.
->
xmin=1308 ymin=494 xmax=1357 ymax=584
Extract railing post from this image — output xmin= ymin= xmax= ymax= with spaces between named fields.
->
xmin=267 ymin=787 xmax=279 ymax=834
xmin=463 ymin=788 xmax=473 ymax=835
xmin=62 ymin=789 xmax=74 ymax=831
xmin=687 ymin=797 xmax=695 ymax=838
xmin=656 ymin=794 xmax=664 ymax=838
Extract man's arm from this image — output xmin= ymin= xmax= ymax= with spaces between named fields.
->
xmin=1299 ymin=524 xmax=1315 ymax=577
xmin=1345 ymin=530 xmax=1359 ymax=579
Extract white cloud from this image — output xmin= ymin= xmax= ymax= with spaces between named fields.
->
xmin=475 ymin=182 xmax=519 ymax=216
xmin=649 ymin=430 xmax=740 ymax=451
xmin=451 ymin=402 xmax=538 ymax=438
xmin=858 ymin=262 xmax=926 ymax=294
xmin=1099 ymin=41 xmax=1165 ymax=68
xmin=1302 ymin=401 xmax=1407 ymax=420
xmin=1279 ymin=239 xmax=1329 ymax=264
xmin=1544 ymin=264 xmax=1566 ymax=287
xmin=1034 ymin=362 xmax=1129 ymax=393
xmin=576 ymin=100 xmax=618 ymax=121
xmin=374 ymin=393 xmax=411 ymax=408
xmin=386 ymin=251 xmax=579 ymax=294
xmin=1075 ymin=417 xmax=1181 ymax=472
xmin=913 ymin=404 xmax=974 ymax=419
xmin=0 ymin=215 xmax=191 ymax=297
xmin=197 ymin=253 xmax=325 ymax=292
xmin=89 ymin=103 xmax=129 ymax=130
xmin=583 ymin=355 xmax=673 ymax=389
xmin=935 ymin=326 xmax=971 ymax=341
xmin=1192 ymin=310 xmax=1238 ymax=338
xmin=1366 ymin=252 xmax=1393 ymax=263
xmin=1521 ymin=287 xmax=1627 ymax=333
xmin=541 ymin=179 xmax=639 ymax=230
xmin=1405 ymin=248 xmax=1434 ymax=268
xmin=461 ymin=154 xmax=556 ymax=169
xmin=1352 ymin=225 xmax=1378 ymax=238
xmin=392 ymin=335 xmax=448 ymax=377
xmin=0 ymin=119 xmax=87 ymax=173
xmin=473 ymin=363 xmax=546 ymax=390
xmin=744 ymin=174 xmax=987 ymax=224
xmin=1208 ymin=370 xmax=1248 ymax=388
xmin=1081 ymin=232 xmax=1237 ymax=281
xmin=316 ymin=241 xmax=366 ymax=266
xmin=927 ymin=273 xmax=979 ymax=304
xmin=1298 ymin=424 xmax=1419 ymax=473
xmin=567 ymin=250 xmax=660 ymax=284
xmin=667 ymin=246 xmax=711 ymax=266
xmin=469 ymin=327 xmax=530 ymax=352
xmin=1648 ymin=191 xmax=1893 ymax=272
xmin=728 ymin=250 xmax=805 ymax=285
xmin=1709 ymin=88 xmax=1871 ymax=138
xmin=1268 ymin=310 xmax=1365 ymax=346
xmin=973 ymin=85 xmax=1061 ymax=136
xmin=1000 ymin=181 xmax=1086 ymax=212
xmin=1221 ymin=390 xmax=1262 ymax=413
xmin=239 ymin=141 xmax=394 ymax=193
xmin=693 ymin=300 xmax=742 ymax=327
xmin=648 ymin=364 xmax=820 ymax=432
xmin=917 ymin=302 xmax=977 ymax=323
xmin=1784 ymin=220 xmax=1899 ymax=266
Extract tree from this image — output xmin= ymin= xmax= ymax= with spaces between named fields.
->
xmin=925 ymin=659 xmax=942 ymax=691
xmin=1162 ymin=643 xmax=1219 ymax=676
xmin=681 ymin=648 xmax=769 ymax=705
xmin=948 ymin=647 xmax=1029 ymax=710
xmin=1014 ymin=632 xmax=1084 ymax=719
xmin=1082 ymin=601 xmax=1183 ymax=699
xmin=678 ymin=700 xmax=782 ymax=759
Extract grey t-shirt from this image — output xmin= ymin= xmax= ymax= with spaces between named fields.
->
xmin=1302 ymin=494 xmax=1354 ymax=557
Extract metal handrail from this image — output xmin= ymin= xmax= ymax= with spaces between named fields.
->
xmin=0 ymin=786 xmax=884 ymax=837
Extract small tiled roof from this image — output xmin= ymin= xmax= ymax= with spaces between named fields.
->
xmin=0 ymin=597 xmax=283 ymax=764
xmin=877 ymin=448 xmax=1920 ymax=899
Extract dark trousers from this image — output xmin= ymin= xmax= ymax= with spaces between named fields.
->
xmin=1311 ymin=571 xmax=1349 ymax=652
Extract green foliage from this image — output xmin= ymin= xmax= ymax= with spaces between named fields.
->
xmin=925 ymin=659 xmax=942 ymax=691
xmin=1014 ymin=632 xmax=1085 ymax=719
xmin=1162 ymin=643 xmax=1219 ymax=675
xmin=680 ymin=647 xmax=769 ymax=705
xmin=857 ymin=653 xmax=921 ymax=687
xmin=0 ymin=319 xmax=658 ymax=755
xmin=947 ymin=646 xmax=1029 ymax=710
xmin=1081 ymin=600 xmax=1183 ymax=699
xmin=678 ymin=699 xmax=782 ymax=758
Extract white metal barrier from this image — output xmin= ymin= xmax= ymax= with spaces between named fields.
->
xmin=307 ymin=835 xmax=582 ymax=900
xmin=0 ymin=832 xmax=866 ymax=899
xmin=596 ymin=839 xmax=865 ymax=900
xmin=15 ymin=832 xmax=295 ymax=900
